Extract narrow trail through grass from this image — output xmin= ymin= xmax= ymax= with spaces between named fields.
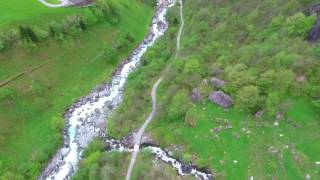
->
xmin=125 ymin=1 xmax=184 ymax=179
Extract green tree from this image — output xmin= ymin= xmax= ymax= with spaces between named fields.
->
xmin=266 ymin=92 xmax=281 ymax=116
xmin=285 ymin=12 xmax=316 ymax=37
xmin=257 ymin=70 xmax=276 ymax=92
xmin=183 ymin=57 xmax=202 ymax=75
xmin=236 ymin=85 xmax=260 ymax=112
xmin=274 ymin=69 xmax=295 ymax=94
xmin=167 ymin=90 xmax=190 ymax=121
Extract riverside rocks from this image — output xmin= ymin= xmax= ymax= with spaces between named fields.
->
xmin=209 ymin=91 xmax=233 ymax=108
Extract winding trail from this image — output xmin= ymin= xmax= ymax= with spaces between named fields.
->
xmin=38 ymin=0 xmax=71 ymax=8
xmin=175 ymin=0 xmax=185 ymax=59
xmin=125 ymin=78 xmax=163 ymax=180
xmin=125 ymin=0 xmax=184 ymax=179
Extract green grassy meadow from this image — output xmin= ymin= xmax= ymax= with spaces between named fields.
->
xmin=106 ymin=0 xmax=320 ymax=179
xmin=0 ymin=0 xmax=80 ymax=28
xmin=151 ymin=97 xmax=320 ymax=179
xmin=0 ymin=0 xmax=153 ymax=178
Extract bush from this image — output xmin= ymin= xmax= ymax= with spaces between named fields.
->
xmin=184 ymin=107 xmax=199 ymax=127
xmin=0 ymin=39 xmax=5 ymax=52
xmin=167 ymin=90 xmax=191 ymax=121
xmin=19 ymin=26 xmax=38 ymax=43
xmin=48 ymin=20 xmax=63 ymax=37
xmin=33 ymin=26 xmax=49 ymax=41
xmin=285 ymin=12 xmax=316 ymax=37
xmin=236 ymin=85 xmax=260 ymax=112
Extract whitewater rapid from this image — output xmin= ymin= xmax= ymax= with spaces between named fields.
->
xmin=39 ymin=0 xmax=176 ymax=179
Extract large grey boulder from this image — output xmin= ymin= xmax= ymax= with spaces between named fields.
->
xmin=310 ymin=4 xmax=320 ymax=15
xmin=308 ymin=16 xmax=320 ymax=41
xmin=209 ymin=91 xmax=233 ymax=108
xmin=210 ymin=77 xmax=226 ymax=89
xmin=191 ymin=88 xmax=202 ymax=102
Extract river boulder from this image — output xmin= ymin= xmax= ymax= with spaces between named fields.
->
xmin=210 ymin=77 xmax=226 ymax=89
xmin=209 ymin=91 xmax=233 ymax=108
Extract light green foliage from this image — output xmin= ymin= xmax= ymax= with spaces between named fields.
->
xmin=266 ymin=92 xmax=281 ymax=116
xmin=167 ymin=90 xmax=190 ymax=121
xmin=285 ymin=12 xmax=317 ymax=37
xmin=185 ymin=107 xmax=199 ymax=127
xmin=274 ymin=69 xmax=295 ymax=94
xmin=183 ymin=57 xmax=202 ymax=75
xmin=236 ymin=85 xmax=260 ymax=112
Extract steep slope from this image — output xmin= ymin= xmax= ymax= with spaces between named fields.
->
xmin=0 ymin=0 xmax=153 ymax=179
xmin=107 ymin=0 xmax=320 ymax=179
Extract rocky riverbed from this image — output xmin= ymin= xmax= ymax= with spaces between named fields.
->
xmin=103 ymin=136 xmax=213 ymax=180
xmin=39 ymin=0 xmax=176 ymax=179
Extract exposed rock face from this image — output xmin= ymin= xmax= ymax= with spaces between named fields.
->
xmin=208 ymin=91 xmax=233 ymax=108
xmin=308 ymin=4 xmax=320 ymax=41
xmin=307 ymin=16 xmax=320 ymax=41
xmin=70 ymin=0 xmax=94 ymax=6
xmin=210 ymin=77 xmax=225 ymax=89
xmin=191 ymin=88 xmax=202 ymax=102
xmin=310 ymin=4 xmax=320 ymax=15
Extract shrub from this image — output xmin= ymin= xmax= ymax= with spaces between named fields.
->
xmin=167 ymin=90 xmax=190 ymax=121
xmin=33 ymin=26 xmax=49 ymax=41
xmin=48 ymin=20 xmax=63 ymax=37
xmin=285 ymin=12 xmax=316 ymax=37
xmin=184 ymin=107 xmax=199 ymax=127
xmin=236 ymin=85 xmax=260 ymax=112
xmin=0 ymin=39 xmax=5 ymax=52
xmin=19 ymin=26 xmax=38 ymax=43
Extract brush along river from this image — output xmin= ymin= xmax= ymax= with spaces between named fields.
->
xmin=39 ymin=0 xmax=212 ymax=179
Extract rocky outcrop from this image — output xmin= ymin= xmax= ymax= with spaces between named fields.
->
xmin=208 ymin=91 xmax=233 ymax=108
xmin=210 ymin=77 xmax=225 ymax=89
xmin=308 ymin=4 xmax=320 ymax=41
xmin=309 ymin=4 xmax=320 ymax=15
xmin=70 ymin=0 xmax=94 ymax=6
xmin=191 ymin=88 xmax=202 ymax=102
xmin=307 ymin=16 xmax=320 ymax=41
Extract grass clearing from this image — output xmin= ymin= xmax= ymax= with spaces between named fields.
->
xmin=151 ymin=97 xmax=320 ymax=179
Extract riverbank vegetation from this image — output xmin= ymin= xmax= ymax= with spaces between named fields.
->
xmin=73 ymin=140 xmax=193 ymax=180
xmin=107 ymin=0 xmax=320 ymax=179
xmin=0 ymin=0 xmax=154 ymax=179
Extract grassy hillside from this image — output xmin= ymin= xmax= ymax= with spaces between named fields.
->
xmin=107 ymin=0 xmax=320 ymax=179
xmin=0 ymin=0 xmax=80 ymax=27
xmin=0 ymin=0 xmax=153 ymax=178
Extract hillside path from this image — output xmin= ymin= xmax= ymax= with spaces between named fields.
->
xmin=125 ymin=0 xmax=184 ymax=180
